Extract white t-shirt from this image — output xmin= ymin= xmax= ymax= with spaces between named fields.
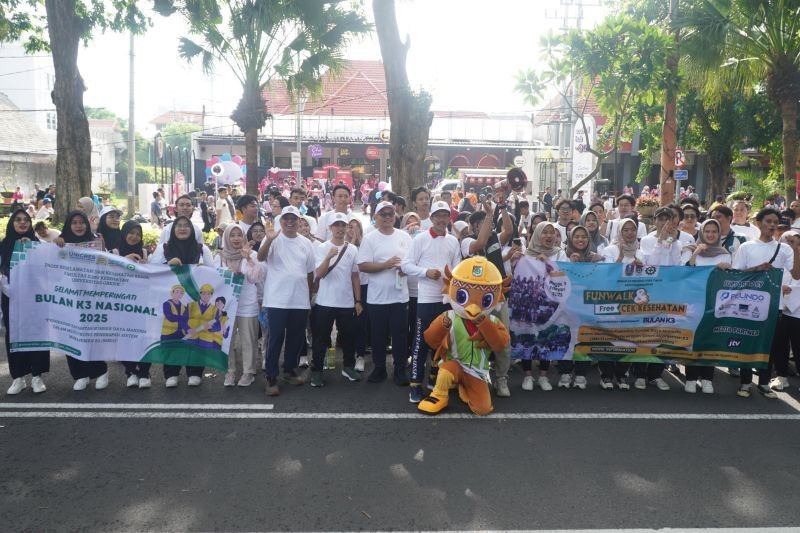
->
xmin=357 ymin=228 xmax=412 ymax=305
xmin=693 ymin=253 xmax=732 ymax=267
xmin=315 ymin=241 xmax=359 ymax=308
xmin=731 ymin=223 xmax=760 ymax=242
xmin=639 ymin=235 xmax=682 ymax=266
xmin=315 ymin=209 xmax=351 ymax=241
xmin=601 ymin=245 xmax=644 ymax=264
xmin=555 ymin=222 xmax=570 ymax=244
xmin=263 ymin=233 xmax=316 ymax=309
xmin=158 ymin=221 xmax=205 ymax=246
xmin=733 ymin=239 xmax=794 ymax=271
xmin=401 ymin=231 xmax=461 ymax=304
xmin=216 ymin=198 xmax=233 ymax=226
xmin=215 ymin=251 xmax=264 ymax=317
xmin=149 ymin=241 xmax=214 ymax=266
xmin=420 ymin=217 xmax=433 ymax=231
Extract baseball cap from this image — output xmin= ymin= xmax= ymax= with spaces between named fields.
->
xmin=42 ymin=198 xmax=51 ymax=204
xmin=778 ymin=217 xmax=792 ymax=228
xmin=453 ymin=220 xmax=469 ymax=233
xmin=375 ymin=201 xmax=395 ymax=213
xmin=654 ymin=206 xmax=674 ymax=219
xmin=431 ymin=201 xmax=450 ymax=215
xmin=100 ymin=205 xmax=123 ymax=216
xmin=280 ymin=205 xmax=301 ymax=218
xmin=329 ymin=212 xmax=349 ymax=226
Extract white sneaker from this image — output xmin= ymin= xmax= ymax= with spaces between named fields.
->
xmin=700 ymin=379 xmax=714 ymax=394
xmin=298 ymin=355 xmax=309 ymax=368
xmin=600 ymin=378 xmax=614 ymax=390
xmin=651 ymin=378 xmax=670 ymax=391
xmin=138 ymin=378 xmax=151 ymax=389
xmin=574 ymin=376 xmax=587 ymax=389
xmin=521 ymin=375 xmax=534 ymax=391
xmin=537 ymin=375 xmax=553 ymax=391
xmin=557 ymin=374 xmax=572 ymax=388
xmin=165 ymin=376 xmax=179 ymax=388
xmin=73 ymin=377 xmax=89 ymax=391
xmin=7 ymin=377 xmax=26 ymax=395
xmin=237 ymin=373 xmax=255 ymax=387
xmin=187 ymin=375 xmax=202 ymax=387
xmin=684 ymin=380 xmax=697 ymax=394
xmin=223 ymin=372 xmax=236 ymax=387
xmin=495 ymin=376 xmax=511 ymax=397
xmin=634 ymin=378 xmax=647 ymax=390
xmin=770 ymin=376 xmax=789 ymax=391
xmin=354 ymin=356 xmax=365 ymax=372
xmin=31 ymin=376 xmax=46 ymax=394
xmin=126 ymin=374 xmax=139 ymax=388
xmin=95 ymin=372 xmax=109 ymax=390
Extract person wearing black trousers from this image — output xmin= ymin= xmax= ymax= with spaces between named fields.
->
xmin=54 ymin=211 xmax=110 ymax=391
xmin=1 ymin=209 xmax=50 ymax=395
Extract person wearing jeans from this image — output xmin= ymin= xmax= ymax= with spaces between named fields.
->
xmin=357 ymin=201 xmax=412 ymax=386
xmin=257 ymin=205 xmax=316 ymax=396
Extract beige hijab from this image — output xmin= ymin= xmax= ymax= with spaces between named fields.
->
xmin=526 ymin=221 xmax=562 ymax=258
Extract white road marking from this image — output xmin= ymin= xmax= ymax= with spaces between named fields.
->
xmin=1 ymin=411 xmax=800 ymax=420
xmin=0 ymin=403 xmax=274 ymax=410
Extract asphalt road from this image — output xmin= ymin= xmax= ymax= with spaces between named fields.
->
xmin=2 ymin=351 xmax=800 ymax=532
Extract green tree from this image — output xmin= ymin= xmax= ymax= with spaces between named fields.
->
xmin=0 ymin=0 xmax=150 ymax=222
xmin=160 ymin=121 xmax=201 ymax=153
xmin=680 ymin=0 xmax=800 ymax=201
xmin=516 ymin=15 xmax=676 ymax=196
xmin=157 ymin=0 xmax=371 ymax=195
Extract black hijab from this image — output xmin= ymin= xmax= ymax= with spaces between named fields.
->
xmin=60 ymin=211 xmax=95 ymax=244
xmin=0 ymin=209 xmax=37 ymax=277
xmin=117 ymin=220 xmax=144 ymax=258
xmin=163 ymin=215 xmax=201 ymax=265
xmin=97 ymin=211 xmax=122 ymax=251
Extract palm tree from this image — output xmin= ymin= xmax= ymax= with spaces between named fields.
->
xmin=159 ymin=1 xmax=371 ymax=194
xmin=680 ymin=0 xmax=800 ymax=201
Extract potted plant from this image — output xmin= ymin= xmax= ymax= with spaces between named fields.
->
xmin=97 ymin=181 xmax=113 ymax=201
xmin=636 ymin=196 xmax=659 ymax=217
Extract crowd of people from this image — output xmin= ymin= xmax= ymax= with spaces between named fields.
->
xmin=2 ymin=180 xmax=800 ymax=406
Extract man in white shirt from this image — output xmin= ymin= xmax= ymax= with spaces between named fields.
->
xmin=215 ymin=187 xmax=234 ymax=229
xmin=157 ymin=194 xmax=204 ymax=246
xmin=315 ymin=184 xmax=352 ymax=241
xmin=235 ymin=194 xmax=261 ymax=236
xmin=289 ymin=187 xmax=318 ymax=235
xmin=731 ymin=200 xmax=760 ymax=241
xmin=606 ymin=194 xmax=648 ymax=241
xmin=401 ymin=201 xmax=462 ymax=403
xmin=732 ymin=207 xmax=800 ymax=399
xmin=357 ymin=201 xmax=412 ymax=385
xmin=309 ymin=212 xmax=363 ymax=387
xmin=257 ymin=205 xmax=316 ymax=396
xmin=554 ymin=198 xmax=573 ymax=244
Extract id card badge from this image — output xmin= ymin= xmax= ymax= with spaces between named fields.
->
xmin=395 ymin=270 xmax=407 ymax=291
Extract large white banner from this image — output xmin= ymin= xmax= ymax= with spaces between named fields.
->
xmin=9 ymin=242 xmax=242 ymax=370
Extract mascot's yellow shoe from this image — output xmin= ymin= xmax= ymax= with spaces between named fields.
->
xmin=418 ymin=392 xmax=449 ymax=415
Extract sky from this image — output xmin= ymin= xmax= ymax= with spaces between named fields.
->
xmin=75 ymin=0 xmax=609 ymax=132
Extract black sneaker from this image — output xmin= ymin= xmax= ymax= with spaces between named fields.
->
xmin=393 ymin=367 xmax=410 ymax=386
xmin=757 ymin=384 xmax=778 ymax=399
xmin=409 ymin=384 xmax=424 ymax=403
xmin=281 ymin=370 xmax=305 ymax=386
xmin=265 ymin=377 xmax=280 ymax=396
xmin=367 ymin=366 xmax=388 ymax=383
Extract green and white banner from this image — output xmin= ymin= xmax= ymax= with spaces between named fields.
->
xmin=9 ymin=241 xmax=243 ymax=370
xmin=509 ymin=257 xmax=782 ymax=368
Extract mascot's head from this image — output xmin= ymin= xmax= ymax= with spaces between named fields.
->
xmin=443 ymin=256 xmax=509 ymax=321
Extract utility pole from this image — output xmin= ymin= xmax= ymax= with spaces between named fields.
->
xmin=659 ymin=0 xmax=679 ymax=206
xmin=127 ymin=31 xmax=136 ymax=217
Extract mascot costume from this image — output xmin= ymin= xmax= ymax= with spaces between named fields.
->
xmin=418 ymin=256 xmax=510 ymax=416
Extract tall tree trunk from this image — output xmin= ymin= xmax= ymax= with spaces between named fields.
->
xmin=706 ymin=158 xmax=730 ymax=205
xmin=245 ymin=128 xmax=258 ymax=195
xmin=45 ymin=0 xmax=92 ymax=223
xmin=373 ymin=0 xmax=433 ymax=201
xmin=659 ymin=0 xmax=678 ymax=207
xmin=781 ymin=98 xmax=798 ymax=202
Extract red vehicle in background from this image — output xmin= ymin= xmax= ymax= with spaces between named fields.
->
xmin=313 ymin=164 xmax=353 ymax=192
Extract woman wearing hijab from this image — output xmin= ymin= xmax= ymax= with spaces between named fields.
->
xmin=683 ymin=219 xmax=732 ymax=395
xmin=149 ymin=216 xmax=214 ymax=387
xmin=97 ymin=209 xmax=122 ymax=252
xmin=580 ymin=210 xmax=608 ymax=254
xmin=519 ymin=222 xmax=568 ymax=392
xmin=601 ymin=217 xmax=643 ymax=264
xmin=77 ymin=196 xmax=100 ymax=233
xmin=1 ymin=209 xmax=50 ymax=394
xmin=216 ymin=224 xmax=265 ymax=387
xmin=55 ymin=211 xmax=109 ymax=390
xmin=111 ymin=220 xmax=152 ymax=388
xmin=555 ymin=225 xmax=597 ymax=390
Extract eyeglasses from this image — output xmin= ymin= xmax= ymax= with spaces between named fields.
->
xmin=377 ymin=211 xmax=395 ymax=218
